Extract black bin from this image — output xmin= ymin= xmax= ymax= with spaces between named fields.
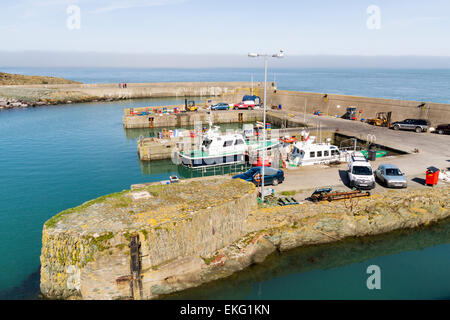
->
xmin=368 ymin=150 xmax=377 ymax=161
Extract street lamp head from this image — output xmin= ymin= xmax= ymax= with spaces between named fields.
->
xmin=273 ymin=49 xmax=285 ymax=58
xmin=248 ymin=53 xmax=259 ymax=58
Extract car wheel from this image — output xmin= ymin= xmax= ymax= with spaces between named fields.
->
xmin=233 ymin=107 xmax=238 ymax=110
xmin=272 ymin=179 xmax=279 ymax=186
xmin=393 ymin=125 xmax=400 ymax=131
xmin=438 ymin=129 xmax=444 ymax=134
xmin=415 ymin=127 xmax=422 ymax=133
xmin=249 ymin=107 xmax=253 ymax=111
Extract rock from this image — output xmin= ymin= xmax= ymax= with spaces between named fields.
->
xmin=251 ymin=237 xmax=276 ymax=264
xmin=7 ymin=101 xmax=29 ymax=108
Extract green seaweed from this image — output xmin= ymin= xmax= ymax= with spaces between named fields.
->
xmin=44 ymin=190 xmax=129 ymax=228
xmin=90 ymin=232 xmax=114 ymax=252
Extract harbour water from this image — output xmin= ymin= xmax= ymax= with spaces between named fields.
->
xmin=0 ymin=68 xmax=449 ymax=299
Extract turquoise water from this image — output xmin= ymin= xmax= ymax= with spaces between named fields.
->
xmin=0 ymin=98 xmax=183 ymax=296
xmin=0 ymin=68 xmax=449 ymax=299
xmin=166 ymin=220 xmax=450 ymax=300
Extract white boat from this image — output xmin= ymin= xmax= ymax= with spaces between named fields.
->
xmin=288 ymin=131 xmax=341 ymax=167
xmin=178 ymin=126 xmax=280 ymax=168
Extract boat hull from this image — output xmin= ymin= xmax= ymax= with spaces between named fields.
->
xmin=289 ymin=156 xmax=341 ymax=167
xmin=179 ymin=153 xmax=246 ymax=168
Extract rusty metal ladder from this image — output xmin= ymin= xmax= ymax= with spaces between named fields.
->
xmin=129 ymin=235 xmax=143 ymax=300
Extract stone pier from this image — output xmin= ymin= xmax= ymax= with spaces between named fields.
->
xmin=40 ymin=176 xmax=449 ymax=300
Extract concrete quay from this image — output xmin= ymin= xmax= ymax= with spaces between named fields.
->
xmin=270 ymin=111 xmax=450 ymax=196
xmin=265 ymin=89 xmax=450 ymax=127
xmin=125 ymin=109 xmax=264 ymax=129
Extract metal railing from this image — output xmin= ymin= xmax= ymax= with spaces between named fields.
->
xmin=181 ymin=162 xmax=252 ymax=179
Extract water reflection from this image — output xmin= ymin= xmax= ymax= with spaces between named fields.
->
xmin=164 ymin=218 xmax=450 ymax=300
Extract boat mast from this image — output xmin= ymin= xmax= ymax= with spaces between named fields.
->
xmin=208 ymin=109 xmax=213 ymax=129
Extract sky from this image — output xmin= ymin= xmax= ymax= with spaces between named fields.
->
xmin=1 ymin=0 xmax=450 ymax=67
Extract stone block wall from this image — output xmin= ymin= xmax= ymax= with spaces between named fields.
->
xmin=40 ymin=179 xmax=256 ymax=300
xmin=267 ymin=90 xmax=450 ymax=126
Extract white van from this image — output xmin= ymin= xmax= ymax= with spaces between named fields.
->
xmin=347 ymin=152 xmax=375 ymax=190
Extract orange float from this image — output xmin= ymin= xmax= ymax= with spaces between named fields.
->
xmin=280 ymin=136 xmax=297 ymax=144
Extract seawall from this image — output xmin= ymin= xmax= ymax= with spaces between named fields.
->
xmin=3 ymin=80 xmax=449 ymax=127
xmin=0 ymin=81 xmax=267 ymax=107
xmin=40 ymin=177 xmax=449 ymax=300
xmin=124 ymin=109 xmax=264 ymax=129
xmin=265 ymin=90 xmax=450 ymax=126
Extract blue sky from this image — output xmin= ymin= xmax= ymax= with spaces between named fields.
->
xmin=0 ymin=0 xmax=450 ymax=67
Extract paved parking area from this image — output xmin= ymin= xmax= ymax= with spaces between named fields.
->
xmin=267 ymin=111 xmax=450 ymax=199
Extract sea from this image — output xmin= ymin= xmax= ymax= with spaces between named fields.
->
xmin=0 ymin=67 xmax=449 ymax=300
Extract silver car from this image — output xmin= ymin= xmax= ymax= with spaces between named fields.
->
xmin=375 ymin=164 xmax=408 ymax=188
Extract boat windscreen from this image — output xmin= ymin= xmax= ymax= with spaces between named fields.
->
xmin=202 ymin=138 xmax=212 ymax=148
xmin=292 ymin=147 xmax=305 ymax=158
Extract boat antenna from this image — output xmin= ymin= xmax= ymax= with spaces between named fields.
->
xmin=319 ymin=120 xmax=322 ymax=143
xmin=209 ymin=109 xmax=213 ymax=129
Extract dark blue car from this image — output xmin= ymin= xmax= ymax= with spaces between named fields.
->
xmin=210 ymin=103 xmax=230 ymax=111
xmin=232 ymin=167 xmax=285 ymax=186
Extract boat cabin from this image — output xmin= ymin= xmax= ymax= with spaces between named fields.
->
xmin=290 ymin=142 xmax=341 ymax=166
xmin=201 ymin=133 xmax=247 ymax=156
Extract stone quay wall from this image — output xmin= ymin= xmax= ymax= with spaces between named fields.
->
xmin=0 ymin=81 xmax=266 ymax=107
xmin=266 ymin=90 xmax=450 ymax=126
xmin=124 ymin=109 xmax=263 ymax=129
xmin=40 ymin=178 xmax=256 ymax=300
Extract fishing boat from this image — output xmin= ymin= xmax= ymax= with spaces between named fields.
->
xmin=177 ymin=126 xmax=280 ymax=168
xmin=288 ymin=131 xmax=341 ymax=167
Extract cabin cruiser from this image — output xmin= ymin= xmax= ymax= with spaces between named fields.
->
xmin=178 ymin=126 xmax=280 ymax=168
xmin=288 ymin=131 xmax=341 ymax=166
xmin=178 ymin=126 xmax=246 ymax=167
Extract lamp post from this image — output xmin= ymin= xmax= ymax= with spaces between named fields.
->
xmin=248 ymin=50 xmax=284 ymax=201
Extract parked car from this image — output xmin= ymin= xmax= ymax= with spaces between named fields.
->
xmin=232 ymin=167 xmax=284 ymax=186
xmin=242 ymin=95 xmax=262 ymax=106
xmin=435 ymin=123 xmax=450 ymax=135
xmin=391 ymin=119 xmax=430 ymax=133
xmin=233 ymin=101 xmax=255 ymax=110
xmin=347 ymin=152 xmax=375 ymax=190
xmin=375 ymin=164 xmax=407 ymax=188
xmin=210 ymin=103 xmax=230 ymax=111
